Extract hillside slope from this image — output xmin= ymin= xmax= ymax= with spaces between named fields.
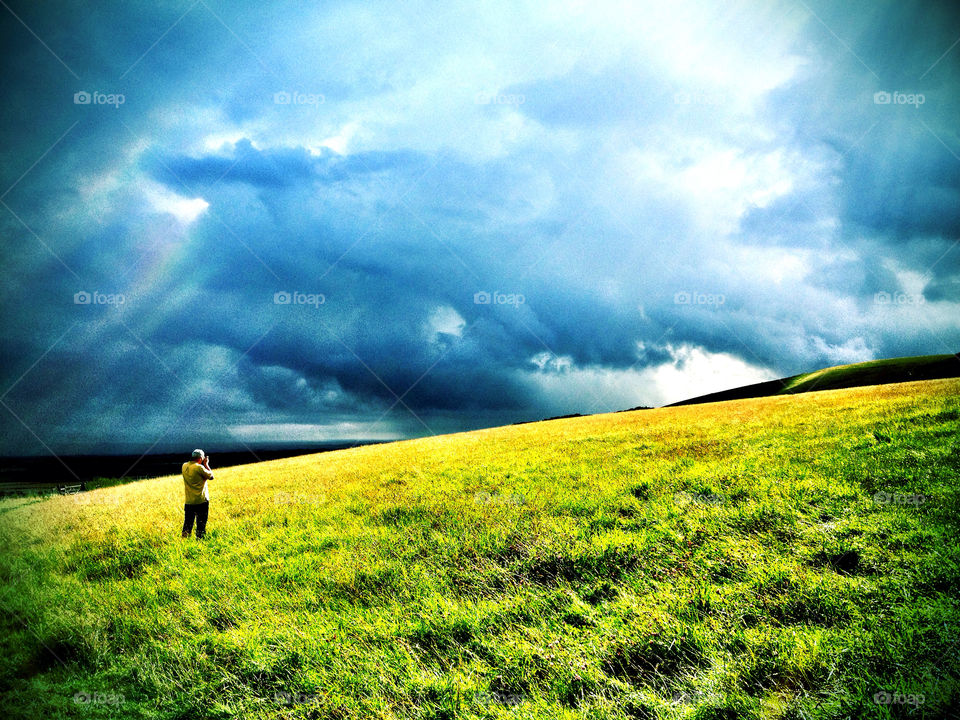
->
xmin=667 ymin=353 xmax=960 ymax=407
xmin=1 ymin=379 xmax=959 ymax=719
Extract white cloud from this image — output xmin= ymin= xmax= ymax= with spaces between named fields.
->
xmin=425 ymin=305 xmax=466 ymax=341
xmin=143 ymin=182 xmax=209 ymax=224
xmin=641 ymin=344 xmax=778 ymax=405
xmin=809 ymin=336 xmax=872 ymax=366
xmin=227 ymin=422 xmax=398 ymax=442
xmin=521 ymin=343 xmax=776 ymax=413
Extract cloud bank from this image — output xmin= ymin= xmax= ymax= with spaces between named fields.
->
xmin=1 ymin=0 xmax=958 ymax=454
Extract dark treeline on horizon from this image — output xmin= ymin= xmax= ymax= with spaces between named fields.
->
xmin=0 ymin=442 xmax=385 ymax=486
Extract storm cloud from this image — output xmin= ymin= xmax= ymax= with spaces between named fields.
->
xmin=1 ymin=0 xmax=958 ymax=454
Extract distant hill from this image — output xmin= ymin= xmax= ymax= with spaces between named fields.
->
xmin=512 ymin=413 xmax=586 ymax=426
xmin=668 ymin=352 xmax=960 ymax=407
xmin=0 ymin=442 xmax=385 ymax=491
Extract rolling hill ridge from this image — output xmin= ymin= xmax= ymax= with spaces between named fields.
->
xmin=667 ymin=352 xmax=960 ymax=407
xmin=1 ymin=378 xmax=958 ymax=718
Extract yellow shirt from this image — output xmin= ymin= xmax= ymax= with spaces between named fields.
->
xmin=182 ymin=461 xmax=213 ymax=505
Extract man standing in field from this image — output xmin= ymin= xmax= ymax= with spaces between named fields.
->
xmin=182 ymin=449 xmax=213 ymax=539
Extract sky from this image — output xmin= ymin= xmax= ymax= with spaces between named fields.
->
xmin=1 ymin=0 xmax=958 ymax=456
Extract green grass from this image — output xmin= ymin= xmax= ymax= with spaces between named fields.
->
xmin=1 ymin=379 xmax=959 ymax=719
xmin=782 ymin=354 xmax=960 ymax=394
xmin=669 ymin=353 xmax=960 ymax=406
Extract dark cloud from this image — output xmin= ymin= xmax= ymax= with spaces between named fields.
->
xmin=1 ymin=0 xmax=959 ymax=454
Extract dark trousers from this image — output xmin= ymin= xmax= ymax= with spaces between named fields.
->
xmin=182 ymin=501 xmax=209 ymax=539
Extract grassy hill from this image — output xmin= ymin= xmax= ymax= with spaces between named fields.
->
xmin=1 ymin=379 xmax=959 ymax=719
xmin=668 ymin=353 xmax=960 ymax=407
